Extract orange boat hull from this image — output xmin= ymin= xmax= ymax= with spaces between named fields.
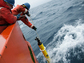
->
xmin=0 ymin=22 xmax=38 ymax=63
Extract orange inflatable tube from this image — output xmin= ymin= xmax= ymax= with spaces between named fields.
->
xmin=0 ymin=22 xmax=38 ymax=63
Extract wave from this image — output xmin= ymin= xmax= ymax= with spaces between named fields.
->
xmin=64 ymin=1 xmax=84 ymax=13
xmin=81 ymin=1 xmax=84 ymax=4
xmin=47 ymin=21 xmax=84 ymax=63
xmin=65 ymin=5 xmax=80 ymax=12
xmin=37 ymin=20 xmax=84 ymax=63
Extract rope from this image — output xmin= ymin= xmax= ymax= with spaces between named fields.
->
xmin=30 ymin=16 xmax=41 ymax=40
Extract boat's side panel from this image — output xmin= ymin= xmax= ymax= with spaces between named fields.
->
xmin=0 ymin=22 xmax=38 ymax=63
xmin=0 ymin=35 xmax=6 ymax=56
xmin=26 ymin=41 xmax=38 ymax=63
xmin=0 ymin=24 xmax=15 ymax=58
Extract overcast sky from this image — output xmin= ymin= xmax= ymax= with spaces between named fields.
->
xmin=15 ymin=0 xmax=51 ymax=8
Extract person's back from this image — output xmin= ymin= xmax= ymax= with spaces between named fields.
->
xmin=0 ymin=0 xmax=17 ymax=34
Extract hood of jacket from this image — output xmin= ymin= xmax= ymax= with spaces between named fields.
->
xmin=0 ymin=0 xmax=10 ymax=10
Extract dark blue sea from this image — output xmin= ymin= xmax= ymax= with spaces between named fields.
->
xmin=19 ymin=0 xmax=84 ymax=63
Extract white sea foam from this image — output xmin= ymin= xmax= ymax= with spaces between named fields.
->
xmin=37 ymin=19 xmax=84 ymax=63
xmin=47 ymin=20 xmax=84 ymax=63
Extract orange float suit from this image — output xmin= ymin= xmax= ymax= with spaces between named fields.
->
xmin=12 ymin=5 xmax=36 ymax=30
xmin=0 ymin=0 xmax=17 ymax=34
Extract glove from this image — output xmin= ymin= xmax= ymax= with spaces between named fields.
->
xmin=16 ymin=13 xmax=21 ymax=19
xmin=28 ymin=13 xmax=30 ymax=17
xmin=32 ymin=26 xmax=37 ymax=31
xmin=26 ymin=12 xmax=30 ymax=17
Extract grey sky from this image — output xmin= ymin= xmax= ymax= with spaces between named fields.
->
xmin=15 ymin=0 xmax=51 ymax=8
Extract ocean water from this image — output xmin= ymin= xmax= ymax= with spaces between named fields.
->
xmin=20 ymin=0 xmax=84 ymax=63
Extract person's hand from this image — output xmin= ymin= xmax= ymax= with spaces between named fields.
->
xmin=16 ymin=13 xmax=21 ymax=19
xmin=32 ymin=26 xmax=37 ymax=31
xmin=27 ymin=13 xmax=30 ymax=17
xmin=20 ymin=15 xmax=25 ymax=18
xmin=26 ymin=12 xmax=30 ymax=17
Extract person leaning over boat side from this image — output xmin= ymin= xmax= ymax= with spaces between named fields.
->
xmin=0 ymin=0 xmax=21 ymax=34
xmin=12 ymin=3 xmax=37 ymax=31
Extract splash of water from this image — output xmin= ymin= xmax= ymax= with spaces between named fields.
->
xmin=37 ymin=20 xmax=84 ymax=63
xmin=47 ymin=20 xmax=84 ymax=63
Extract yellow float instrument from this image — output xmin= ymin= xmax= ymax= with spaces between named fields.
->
xmin=35 ymin=37 xmax=50 ymax=63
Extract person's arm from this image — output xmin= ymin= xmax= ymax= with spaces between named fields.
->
xmin=20 ymin=16 xmax=37 ymax=30
xmin=2 ymin=8 xmax=17 ymax=24
xmin=20 ymin=16 xmax=32 ymax=27
xmin=19 ymin=5 xmax=28 ymax=14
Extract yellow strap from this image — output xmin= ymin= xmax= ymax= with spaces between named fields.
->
xmin=22 ymin=5 xmax=26 ymax=7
